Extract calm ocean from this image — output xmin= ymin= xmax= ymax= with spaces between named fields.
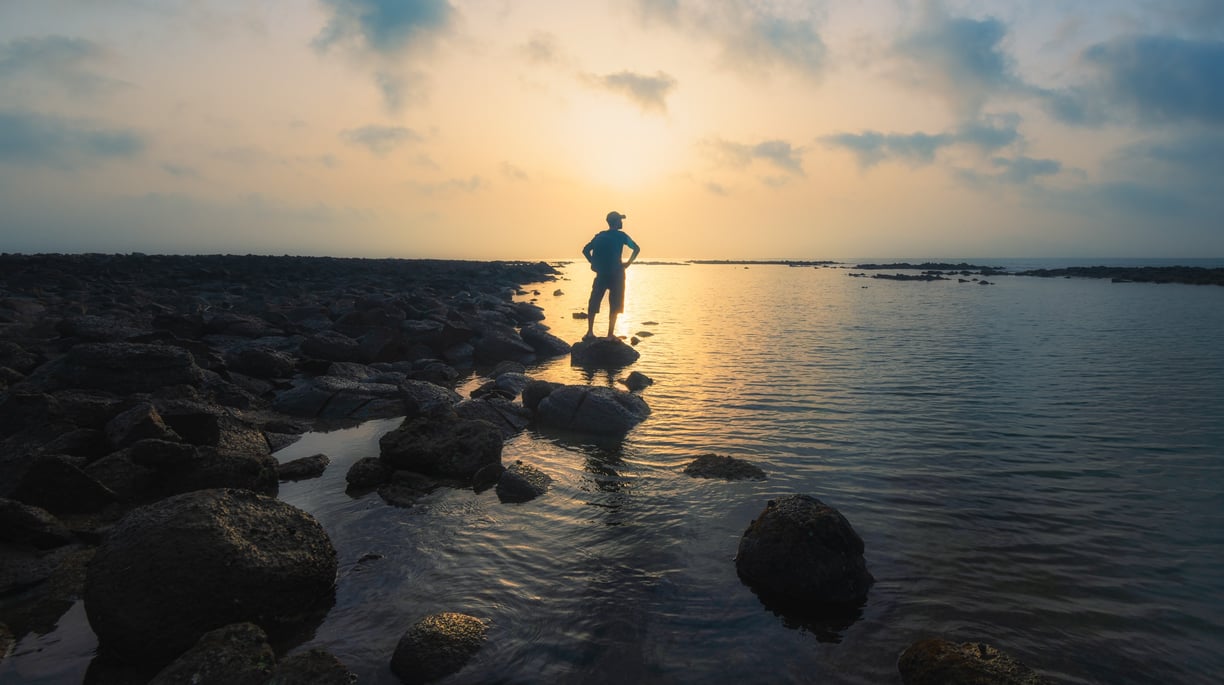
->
xmin=5 ymin=259 xmax=1223 ymax=684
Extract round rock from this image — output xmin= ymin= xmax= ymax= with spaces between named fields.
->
xmin=390 ymin=612 xmax=488 ymax=685
xmin=898 ymin=638 xmax=1052 ymax=685
xmin=735 ymin=494 xmax=873 ymax=610
xmin=84 ymin=488 xmax=337 ymax=663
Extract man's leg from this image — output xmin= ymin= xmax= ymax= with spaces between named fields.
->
xmin=607 ymin=311 xmax=618 ymax=338
xmin=587 ymin=276 xmax=603 ymax=339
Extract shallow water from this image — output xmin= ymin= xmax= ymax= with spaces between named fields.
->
xmin=3 ymin=261 xmax=1223 ymax=684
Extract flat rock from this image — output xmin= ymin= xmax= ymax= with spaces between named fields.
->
xmin=379 ymin=411 xmax=503 ymax=481
xmin=277 ymin=453 xmax=330 ymax=482
xmin=535 ymin=385 xmax=650 ymax=435
xmin=570 ymin=337 xmax=639 ymax=368
xmin=683 ymin=454 xmax=766 ymax=481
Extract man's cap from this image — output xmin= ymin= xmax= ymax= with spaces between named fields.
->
xmin=606 ymin=211 xmax=626 ymax=222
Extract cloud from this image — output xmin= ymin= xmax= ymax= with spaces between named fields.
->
xmin=0 ymin=35 xmax=122 ymax=96
xmin=990 ymin=156 xmax=1061 ymax=184
xmin=703 ymin=138 xmax=805 ymax=177
xmin=520 ymin=32 xmax=562 ymax=66
xmin=1081 ymin=35 xmax=1224 ymax=126
xmin=823 ymin=116 xmax=1022 ymax=168
xmin=375 ymin=69 xmax=429 ymax=111
xmin=703 ymin=181 xmax=728 ymax=196
xmin=587 ymin=70 xmax=677 ymax=113
xmin=409 ymin=175 xmax=486 ymax=195
xmin=313 ymin=0 xmax=455 ymax=56
xmin=823 ymin=130 xmax=951 ymax=168
xmin=341 ymin=125 xmax=423 ymax=155
xmin=0 ymin=109 xmax=145 ymax=167
xmin=499 ymin=161 xmax=529 ymax=181
xmin=891 ymin=11 xmax=1020 ymax=117
xmin=633 ymin=1 xmax=828 ymax=79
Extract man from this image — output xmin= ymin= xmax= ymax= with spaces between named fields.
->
xmin=582 ymin=210 xmax=640 ymax=339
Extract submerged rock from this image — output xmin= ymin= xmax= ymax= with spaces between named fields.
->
xmin=735 ymin=494 xmax=873 ymax=611
xmin=276 ymin=453 xmax=330 ymax=482
xmin=390 ymin=612 xmax=488 ymax=685
xmin=496 ymin=461 xmax=552 ymax=503
xmin=535 ymin=385 xmax=650 ymax=435
xmin=148 ymin=622 xmax=275 ymax=685
xmin=683 ymin=454 xmax=766 ymax=481
xmin=898 ymin=638 xmax=1052 ymax=685
xmin=620 ymin=371 xmax=654 ymax=392
xmin=84 ymin=488 xmax=337 ymax=663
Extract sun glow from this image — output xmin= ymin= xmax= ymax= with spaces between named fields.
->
xmin=559 ymin=97 xmax=682 ymax=190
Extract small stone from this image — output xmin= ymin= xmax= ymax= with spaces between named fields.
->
xmin=683 ymin=454 xmax=765 ymax=481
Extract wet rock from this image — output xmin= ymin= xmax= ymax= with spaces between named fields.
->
xmin=379 ymin=412 xmax=503 ymax=481
xmin=898 ymin=638 xmax=1052 ymax=685
xmin=454 ymin=398 xmax=532 ymax=439
xmin=148 ymin=622 xmax=275 ymax=685
xmin=156 ymin=400 xmax=270 ymax=455
xmin=735 ymin=494 xmax=873 ymax=610
xmin=490 ymin=361 xmax=526 ymax=377
xmin=346 ymin=457 xmax=391 ymax=490
xmin=12 ymin=454 xmax=117 ymax=514
xmin=104 ymin=402 xmax=180 ymax=449
xmin=570 ymin=337 xmax=640 ymax=368
xmin=520 ymin=324 xmax=571 ymax=357
xmin=521 ymin=379 xmax=562 ymax=411
xmin=84 ymin=488 xmax=337 ymax=663
xmin=268 ymin=647 xmax=354 ymax=685
xmin=377 ymin=471 xmax=441 ymax=508
xmin=683 ymin=454 xmax=766 ymax=481
xmin=535 ymin=385 xmax=651 ymax=435
xmin=0 ymin=498 xmax=74 ymax=549
xmin=471 ymin=463 xmax=506 ymax=493
xmin=620 ymin=371 xmax=654 ymax=392
xmin=495 ymin=461 xmax=552 ymax=503
xmin=277 ymin=453 xmax=329 ymax=482
xmin=473 ymin=327 xmax=536 ymax=364
xmin=390 ymin=612 xmax=488 ymax=685
xmin=0 ymin=544 xmax=94 ymax=632
xmin=510 ymin=301 xmax=546 ymax=323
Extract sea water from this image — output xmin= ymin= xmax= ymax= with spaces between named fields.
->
xmin=4 ymin=261 xmax=1222 ymax=684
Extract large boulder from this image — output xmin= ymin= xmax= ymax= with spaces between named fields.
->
xmin=454 ymin=398 xmax=532 ymax=439
xmin=379 ymin=412 xmax=502 ymax=481
xmin=735 ymin=494 xmax=873 ymax=610
xmin=473 ymin=328 xmax=535 ymax=364
xmin=105 ymin=402 xmax=180 ymax=449
xmin=570 ymin=337 xmax=639 ymax=368
xmin=84 ymin=488 xmax=337 ymax=663
xmin=519 ymin=324 xmax=571 ymax=357
xmin=390 ymin=612 xmax=488 ymax=685
xmin=898 ymin=638 xmax=1052 ymax=685
xmin=224 ymin=345 xmax=296 ymax=379
xmin=535 ymin=385 xmax=650 ymax=435
xmin=51 ymin=343 xmax=203 ymax=393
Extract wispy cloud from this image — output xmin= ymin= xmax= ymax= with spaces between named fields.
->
xmin=0 ymin=110 xmax=144 ymax=167
xmin=499 ymin=161 xmax=529 ymax=181
xmin=703 ymin=138 xmax=805 ymax=177
xmin=409 ymin=175 xmax=486 ymax=195
xmin=990 ymin=156 xmax=1061 ymax=184
xmin=586 ymin=70 xmax=677 ymax=113
xmin=823 ymin=117 xmax=1022 ymax=169
xmin=0 ymin=35 xmax=124 ymax=96
xmin=341 ymin=125 xmax=423 ymax=155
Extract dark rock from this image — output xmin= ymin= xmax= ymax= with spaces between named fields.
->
xmin=379 ymin=412 xmax=503 ymax=481
xmin=0 ymin=622 xmax=11 ymax=663
xmin=490 ymin=360 xmax=526 ymax=377
xmin=0 ymin=341 xmax=40 ymax=374
xmin=148 ymin=622 xmax=275 ymax=685
xmin=268 ymin=647 xmax=354 ymax=685
xmin=469 ymin=380 xmax=515 ymax=401
xmin=570 ymin=337 xmax=640 ymax=368
xmin=571 ymin=312 xmax=588 ymax=319
xmin=390 ymin=612 xmax=488 ymax=685
xmin=265 ymin=431 xmax=302 ymax=453
xmin=0 ymin=544 xmax=94 ymax=629
xmin=51 ymin=343 xmax=204 ymax=393
xmin=0 ymin=498 xmax=74 ymax=549
xmin=735 ymin=494 xmax=873 ymax=610
xmin=346 ymin=457 xmax=391 ymax=490
xmin=520 ymin=380 xmax=562 ymax=411
xmin=56 ymin=315 xmax=142 ymax=342
xmin=377 ymin=471 xmax=441 ymax=508
xmin=105 ymin=402 xmax=180 ymax=449
xmin=535 ymin=385 xmax=651 ymax=435
xmin=495 ymin=461 xmax=552 ymax=503
xmin=471 ymin=463 xmax=506 ymax=493
xmin=405 ymin=360 xmax=460 ymax=386
xmin=473 ymin=328 xmax=536 ymax=364
xmin=454 ymin=398 xmax=532 ymax=439
xmin=301 ymin=330 xmax=364 ymax=362
xmin=518 ymin=322 xmax=570 ymax=359
xmin=83 ymin=450 xmax=157 ymax=502
xmin=224 ymin=345 xmax=297 ymax=378
xmin=492 ymin=372 xmax=531 ymax=398
xmin=509 ymin=301 xmax=546 ymax=323
xmin=12 ymin=454 xmax=116 ymax=514
xmin=683 ymin=454 xmax=766 ymax=481
xmin=277 ymin=453 xmax=330 ymax=481
xmin=84 ymin=488 xmax=337 ymax=663
xmin=156 ymin=400 xmax=270 ymax=455
xmin=154 ymin=447 xmax=279 ymax=498
xmin=898 ymin=638 xmax=1052 ymax=685
xmin=620 ymin=371 xmax=654 ymax=392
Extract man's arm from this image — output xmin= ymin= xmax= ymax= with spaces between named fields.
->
xmin=623 ymin=235 xmax=640 ymax=268
xmin=582 ymin=238 xmax=596 ymax=265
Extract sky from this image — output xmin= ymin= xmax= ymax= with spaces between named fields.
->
xmin=1 ymin=0 xmax=1222 ymax=260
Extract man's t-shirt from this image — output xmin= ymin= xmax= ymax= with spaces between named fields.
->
xmin=586 ymin=230 xmax=638 ymax=274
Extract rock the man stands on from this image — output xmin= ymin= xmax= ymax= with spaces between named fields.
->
xmin=582 ymin=210 xmax=641 ymax=339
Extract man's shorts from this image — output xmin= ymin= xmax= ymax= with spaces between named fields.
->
xmin=588 ymin=269 xmax=626 ymax=314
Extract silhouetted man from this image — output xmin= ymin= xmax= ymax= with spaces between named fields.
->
xmin=582 ymin=210 xmax=640 ymax=339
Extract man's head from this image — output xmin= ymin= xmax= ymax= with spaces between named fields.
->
xmin=606 ymin=211 xmax=626 ymax=230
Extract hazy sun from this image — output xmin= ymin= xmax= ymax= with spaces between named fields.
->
xmin=560 ymin=97 xmax=680 ymax=189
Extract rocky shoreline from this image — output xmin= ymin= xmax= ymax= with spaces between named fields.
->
xmin=0 ymin=253 xmax=1050 ymax=684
